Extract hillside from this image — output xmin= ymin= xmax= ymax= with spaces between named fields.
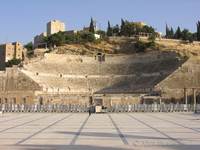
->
xmin=47 ymin=37 xmax=200 ymax=62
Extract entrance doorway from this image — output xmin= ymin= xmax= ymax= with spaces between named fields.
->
xmin=95 ymin=99 xmax=103 ymax=105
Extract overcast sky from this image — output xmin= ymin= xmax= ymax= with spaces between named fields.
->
xmin=0 ymin=0 xmax=199 ymax=45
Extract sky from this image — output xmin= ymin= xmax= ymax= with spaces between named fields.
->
xmin=0 ymin=0 xmax=199 ymax=45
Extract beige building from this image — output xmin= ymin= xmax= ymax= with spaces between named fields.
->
xmin=34 ymin=32 xmax=47 ymax=49
xmin=0 ymin=42 xmax=22 ymax=69
xmin=34 ymin=20 xmax=65 ymax=49
xmin=65 ymin=30 xmax=77 ymax=35
xmin=80 ymin=26 xmax=97 ymax=33
xmin=47 ymin=20 xmax=65 ymax=36
xmin=130 ymin=21 xmax=147 ymax=28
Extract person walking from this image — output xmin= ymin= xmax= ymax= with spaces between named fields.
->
xmin=89 ymin=109 xmax=91 ymax=116
xmin=2 ymin=110 xmax=4 ymax=117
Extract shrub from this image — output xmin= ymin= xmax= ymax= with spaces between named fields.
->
xmin=44 ymin=49 xmax=52 ymax=53
xmin=81 ymin=32 xmax=95 ymax=42
xmin=147 ymin=41 xmax=156 ymax=47
xmin=80 ymin=50 xmax=87 ymax=55
xmin=180 ymin=55 xmax=189 ymax=59
xmin=6 ymin=57 xmax=20 ymax=67
xmin=135 ymin=41 xmax=146 ymax=53
xmin=148 ymin=35 xmax=156 ymax=41
xmin=92 ymin=39 xmax=101 ymax=44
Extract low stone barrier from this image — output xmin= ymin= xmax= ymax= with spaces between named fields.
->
xmin=0 ymin=104 xmax=199 ymax=113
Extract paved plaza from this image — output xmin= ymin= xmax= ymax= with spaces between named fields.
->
xmin=0 ymin=112 xmax=200 ymax=150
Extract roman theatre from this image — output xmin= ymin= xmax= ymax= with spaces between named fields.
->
xmin=0 ymin=51 xmax=200 ymax=107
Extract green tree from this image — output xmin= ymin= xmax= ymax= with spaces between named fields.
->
xmin=44 ymin=31 xmax=65 ymax=47
xmin=113 ymin=24 xmax=119 ymax=36
xmin=135 ymin=41 xmax=146 ymax=53
xmin=166 ymin=23 xmax=170 ymax=38
xmin=23 ymin=42 xmax=33 ymax=51
xmin=81 ymin=32 xmax=95 ymax=42
xmin=197 ymin=21 xmax=200 ymax=41
xmin=6 ymin=57 xmax=20 ymax=67
xmin=135 ymin=25 xmax=141 ymax=35
xmin=141 ymin=25 xmax=156 ymax=34
xmin=65 ymin=34 xmax=76 ymax=44
xmin=97 ymin=30 xmax=105 ymax=35
xmin=125 ymin=21 xmax=135 ymax=37
xmin=192 ymin=32 xmax=197 ymax=41
xmin=89 ymin=17 xmax=94 ymax=33
xmin=107 ymin=21 xmax=112 ymax=36
xmin=174 ymin=26 xmax=182 ymax=39
xmin=189 ymin=33 xmax=194 ymax=43
xmin=169 ymin=27 xmax=174 ymax=39
xmin=182 ymin=28 xmax=190 ymax=40
xmin=120 ymin=18 xmax=126 ymax=36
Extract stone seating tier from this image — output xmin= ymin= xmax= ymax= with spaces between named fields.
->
xmin=23 ymin=58 xmax=185 ymax=76
xmin=21 ymin=57 xmax=187 ymax=93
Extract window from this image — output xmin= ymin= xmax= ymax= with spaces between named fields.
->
xmin=189 ymin=97 xmax=192 ymax=103
xmin=18 ymin=48 xmax=20 ymax=51
xmin=22 ymin=98 xmax=26 ymax=104
xmin=181 ymin=98 xmax=184 ymax=103
xmin=171 ymin=97 xmax=175 ymax=103
xmin=13 ymin=98 xmax=16 ymax=104
xmin=18 ymin=54 xmax=20 ymax=56
xmin=0 ymin=98 xmax=1 ymax=103
xmin=35 ymin=72 xmax=39 ymax=75
xmin=2 ymin=53 xmax=4 ymax=56
xmin=8 ymin=48 xmax=10 ymax=50
xmin=7 ymin=53 xmax=10 ymax=56
xmin=59 ymin=74 xmax=62 ymax=77
xmin=4 ymin=98 xmax=7 ymax=104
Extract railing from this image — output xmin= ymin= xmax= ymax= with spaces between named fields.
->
xmin=0 ymin=104 xmax=199 ymax=113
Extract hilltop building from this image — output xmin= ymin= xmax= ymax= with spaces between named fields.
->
xmin=65 ymin=30 xmax=77 ymax=35
xmin=34 ymin=32 xmax=47 ymax=49
xmin=34 ymin=20 xmax=65 ymax=49
xmin=47 ymin=20 xmax=65 ymax=36
xmin=0 ymin=42 xmax=22 ymax=69
xmin=80 ymin=26 xmax=97 ymax=33
xmin=130 ymin=21 xmax=147 ymax=28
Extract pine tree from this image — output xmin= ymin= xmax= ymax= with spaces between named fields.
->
xmin=120 ymin=19 xmax=125 ymax=36
xmin=182 ymin=28 xmax=190 ymax=40
xmin=107 ymin=21 xmax=112 ymax=36
xmin=170 ymin=27 xmax=174 ymax=39
xmin=166 ymin=23 xmax=170 ymax=39
xmin=197 ymin=21 xmax=200 ymax=41
xmin=89 ymin=17 xmax=94 ymax=33
xmin=176 ymin=26 xmax=182 ymax=39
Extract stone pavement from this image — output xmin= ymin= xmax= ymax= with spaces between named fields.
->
xmin=0 ymin=112 xmax=200 ymax=150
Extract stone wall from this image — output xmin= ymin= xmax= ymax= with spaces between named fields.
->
xmin=154 ymin=57 xmax=200 ymax=103
xmin=104 ymin=36 xmax=137 ymax=44
xmin=0 ymin=66 xmax=42 ymax=105
xmin=43 ymin=51 xmax=181 ymax=63
xmin=34 ymin=93 xmax=143 ymax=106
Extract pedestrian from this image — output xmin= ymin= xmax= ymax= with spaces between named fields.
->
xmin=2 ymin=110 xmax=4 ymax=117
xmin=89 ymin=109 xmax=91 ymax=116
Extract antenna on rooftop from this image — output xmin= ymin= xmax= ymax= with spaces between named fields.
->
xmin=93 ymin=20 xmax=98 ymax=27
xmin=99 ymin=23 xmax=101 ymax=30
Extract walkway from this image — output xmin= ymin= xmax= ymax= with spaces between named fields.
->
xmin=0 ymin=112 xmax=200 ymax=150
